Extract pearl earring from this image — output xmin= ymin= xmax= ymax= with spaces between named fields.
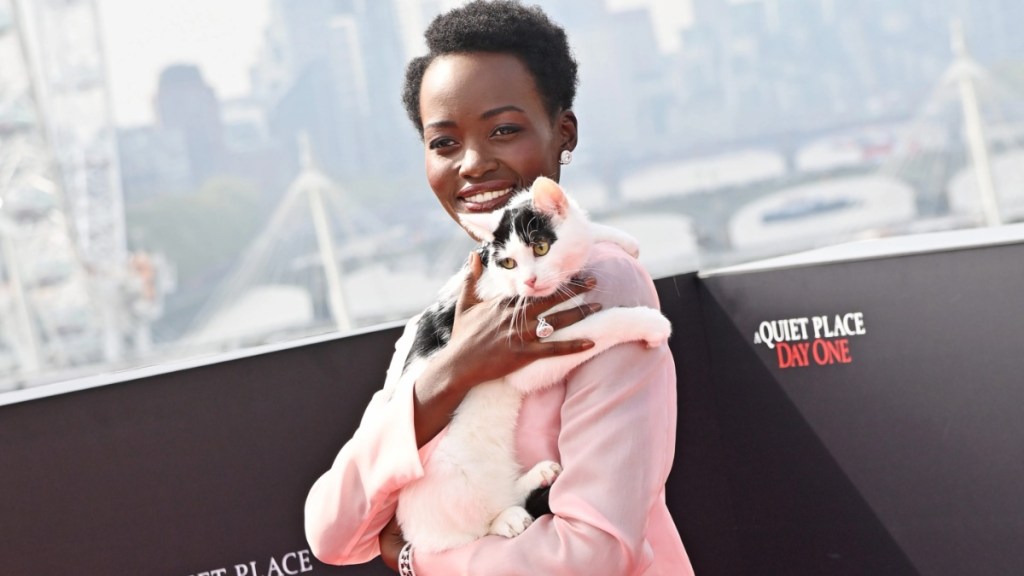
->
xmin=559 ymin=149 xmax=573 ymax=165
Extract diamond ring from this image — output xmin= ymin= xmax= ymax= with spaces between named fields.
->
xmin=536 ymin=317 xmax=554 ymax=339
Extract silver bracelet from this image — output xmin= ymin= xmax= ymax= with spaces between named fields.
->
xmin=398 ymin=541 xmax=416 ymax=576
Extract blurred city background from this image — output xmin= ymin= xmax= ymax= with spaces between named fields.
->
xmin=1 ymin=0 xmax=1022 ymax=392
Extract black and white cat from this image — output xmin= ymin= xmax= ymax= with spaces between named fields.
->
xmin=396 ymin=177 xmax=671 ymax=552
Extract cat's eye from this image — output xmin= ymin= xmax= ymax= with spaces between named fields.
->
xmin=533 ymin=242 xmax=550 ymax=256
xmin=497 ymin=257 xmax=517 ymax=269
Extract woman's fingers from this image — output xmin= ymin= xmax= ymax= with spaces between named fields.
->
xmin=377 ymin=515 xmax=406 ymax=571
xmin=523 ymin=303 xmax=603 ymax=359
xmin=535 ymin=338 xmax=595 ymax=356
xmin=456 ymin=251 xmax=484 ymax=315
xmin=537 ymin=303 xmax=602 ymax=336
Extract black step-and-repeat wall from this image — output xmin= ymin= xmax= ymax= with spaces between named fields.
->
xmin=2 ymin=235 xmax=1023 ymax=575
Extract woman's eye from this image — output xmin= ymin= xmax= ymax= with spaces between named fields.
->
xmin=428 ymin=137 xmax=456 ymax=150
xmin=492 ymin=125 xmax=521 ymax=137
xmin=533 ymin=241 xmax=550 ymax=256
xmin=498 ymin=257 xmax=517 ymax=269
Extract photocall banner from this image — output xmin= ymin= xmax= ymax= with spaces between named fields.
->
xmin=1 ymin=235 xmax=1022 ymax=575
xmin=692 ymin=239 xmax=1024 ymax=575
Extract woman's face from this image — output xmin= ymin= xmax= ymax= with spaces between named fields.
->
xmin=418 ymin=52 xmax=577 ymax=235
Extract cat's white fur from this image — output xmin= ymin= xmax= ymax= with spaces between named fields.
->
xmin=396 ymin=177 xmax=671 ymax=552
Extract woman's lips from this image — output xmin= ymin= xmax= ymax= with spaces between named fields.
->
xmin=459 ymin=186 xmax=514 ymax=212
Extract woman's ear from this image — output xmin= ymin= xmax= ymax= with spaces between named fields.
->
xmin=558 ymin=110 xmax=578 ymax=153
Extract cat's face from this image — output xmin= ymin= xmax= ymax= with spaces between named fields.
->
xmin=462 ymin=178 xmax=591 ymax=299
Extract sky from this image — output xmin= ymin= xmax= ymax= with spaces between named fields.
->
xmin=607 ymin=0 xmax=692 ymax=52
xmin=96 ymin=0 xmax=690 ymax=127
xmin=96 ymin=0 xmax=270 ymax=127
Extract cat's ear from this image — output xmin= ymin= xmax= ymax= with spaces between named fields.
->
xmin=531 ymin=176 xmax=570 ymax=219
xmin=458 ymin=212 xmax=501 ymax=243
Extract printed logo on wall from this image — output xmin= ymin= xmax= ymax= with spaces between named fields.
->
xmin=186 ymin=549 xmax=314 ymax=576
xmin=753 ymin=312 xmax=867 ymax=369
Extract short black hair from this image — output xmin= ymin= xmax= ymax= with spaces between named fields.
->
xmin=401 ymin=0 xmax=579 ymax=137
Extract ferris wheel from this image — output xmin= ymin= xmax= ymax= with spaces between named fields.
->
xmin=0 ymin=0 xmax=155 ymax=390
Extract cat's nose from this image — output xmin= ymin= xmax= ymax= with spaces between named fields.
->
xmin=524 ymin=276 xmax=537 ymax=288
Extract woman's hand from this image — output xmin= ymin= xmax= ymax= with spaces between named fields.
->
xmin=412 ymin=251 xmax=600 ymax=446
xmin=378 ymin=515 xmax=405 ymax=572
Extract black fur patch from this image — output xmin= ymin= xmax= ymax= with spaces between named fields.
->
xmin=525 ymin=486 xmax=552 ymax=517
xmin=404 ymin=247 xmax=490 ymax=372
xmin=516 ymin=206 xmax=555 ymax=246
xmin=490 ymin=210 xmax=515 ymax=248
xmin=491 ymin=204 xmax=557 ymax=250
xmin=404 ymin=300 xmax=457 ymax=371
xmin=477 ymin=244 xmax=491 ymax=268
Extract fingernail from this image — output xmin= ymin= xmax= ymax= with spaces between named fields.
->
xmin=583 ymin=276 xmax=597 ymax=288
xmin=589 ymin=303 xmax=603 ymax=313
xmin=580 ymin=340 xmax=595 ymax=350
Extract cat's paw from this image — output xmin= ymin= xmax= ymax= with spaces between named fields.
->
xmin=489 ymin=506 xmax=534 ymax=539
xmin=523 ymin=460 xmax=562 ymax=490
xmin=644 ymin=331 xmax=670 ymax=348
xmin=638 ymin=313 xmax=671 ymax=344
xmin=619 ymin=236 xmax=640 ymax=259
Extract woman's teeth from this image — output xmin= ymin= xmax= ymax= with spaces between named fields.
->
xmin=465 ymin=188 xmax=511 ymax=203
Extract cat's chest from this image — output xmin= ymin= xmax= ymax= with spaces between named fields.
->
xmin=514 ymin=383 xmax=565 ymax=466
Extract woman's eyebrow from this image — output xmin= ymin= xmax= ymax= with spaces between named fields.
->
xmin=424 ymin=119 xmax=457 ymax=130
xmin=481 ymin=105 xmax=525 ymax=119
xmin=425 ymin=105 xmax=525 ymax=130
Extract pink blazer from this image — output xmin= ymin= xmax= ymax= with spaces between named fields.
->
xmin=304 ymin=243 xmax=695 ymax=575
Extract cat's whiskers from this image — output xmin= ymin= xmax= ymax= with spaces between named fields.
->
xmin=552 ymin=282 xmax=590 ymax=314
xmin=575 ymin=268 xmax=613 ymax=296
xmin=501 ymin=296 xmax=520 ymax=344
xmin=513 ymin=296 xmax=529 ymax=340
xmin=561 ymin=273 xmax=605 ymax=299
xmin=503 ymin=295 xmax=532 ymax=344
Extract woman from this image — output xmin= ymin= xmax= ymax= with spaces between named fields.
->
xmin=304 ymin=2 xmax=694 ymax=574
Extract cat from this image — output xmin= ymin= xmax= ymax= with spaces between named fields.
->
xmin=395 ymin=176 xmax=672 ymax=553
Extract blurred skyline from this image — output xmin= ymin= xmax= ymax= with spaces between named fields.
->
xmin=97 ymin=0 xmax=690 ymax=126
xmin=97 ymin=0 xmax=270 ymax=126
xmin=4 ymin=0 xmax=1022 ymax=390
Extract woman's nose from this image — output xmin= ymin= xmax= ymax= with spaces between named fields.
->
xmin=459 ymin=146 xmax=496 ymax=179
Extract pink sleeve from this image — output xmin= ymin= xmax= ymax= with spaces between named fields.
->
xmin=414 ymin=244 xmax=683 ymax=575
xmin=304 ymin=317 xmax=442 ymax=565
